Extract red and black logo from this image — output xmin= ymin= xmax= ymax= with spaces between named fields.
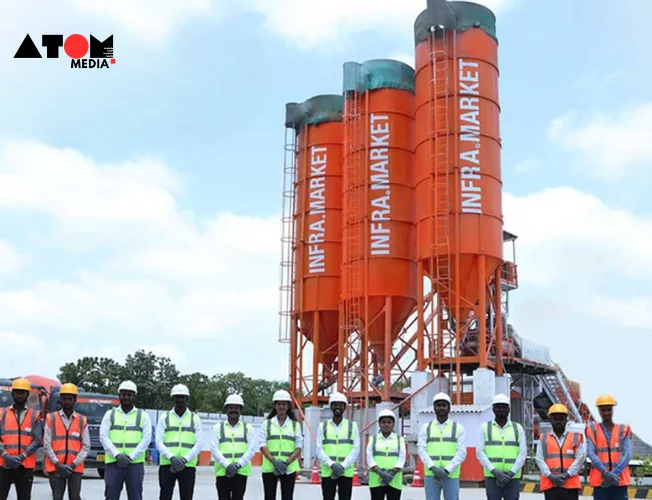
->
xmin=14 ymin=34 xmax=115 ymax=69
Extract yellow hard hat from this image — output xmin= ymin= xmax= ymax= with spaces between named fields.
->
xmin=595 ymin=394 xmax=617 ymax=407
xmin=548 ymin=403 xmax=569 ymax=416
xmin=59 ymin=383 xmax=79 ymax=396
xmin=11 ymin=378 xmax=31 ymax=392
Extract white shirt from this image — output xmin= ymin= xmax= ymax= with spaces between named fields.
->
xmin=155 ymin=408 xmax=203 ymax=463
xmin=211 ymin=419 xmax=257 ymax=468
xmin=476 ymin=419 xmax=527 ymax=475
xmin=535 ymin=429 xmax=587 ymax=477
xmin=417 ymin=419 xmax=467 ymax=473
xmin=316 ymin=418 xmax=360 ymax=470
xmin=366 ymin=432 xmax=406 ymax=469
xmin=99 ymin=406 xmax=152 ymax=461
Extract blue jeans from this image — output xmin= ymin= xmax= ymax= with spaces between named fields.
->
xmin=485 ymin=478 xmax=521 ymax=500
xmin=425 ymin=475 xmax=460 ymax=500
xmin=593 ymin=486 xmax=628 ymax=500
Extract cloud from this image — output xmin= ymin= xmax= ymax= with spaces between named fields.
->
xmin=0 ymin=241 xmax=26 ymax=275
xmin=548 ymin=102 xmax=652 ymax=180
xmin=242 ymin=0 xmax=510 ymax=49
xmin=0 ymin=139 xmax=286 ymax=380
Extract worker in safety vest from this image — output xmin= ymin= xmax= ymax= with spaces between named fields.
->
xmin=585 ymin=394 xmax=632 ymax=500
xmin=417 ymin=392 xmax=467 ymax=500
xmin=535 ymin=404 xmax=587 ymax=500
xmin=476 ymin=394 xmax=527 ymax=500
xmin=211 ymin=393 xmax=257 ymax=500
xmin=43 ymin=383 xmax=91 ymax=500
xmin=0 ymin=377 xmax=42 ymax=500
xmin=156 ymin=383 xmax=203 ymax=500
xmin=316 ymin=391 xmax=360 ymax=500
xmin=366 ymin=409 xmax=406 ymax=500
xmin=259 ymin=389 xmax=303 ymax=500
xmin=99 ymin=380 xmax=152 ymax=500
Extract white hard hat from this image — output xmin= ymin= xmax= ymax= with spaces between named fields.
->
xmin=224 ymin=394 xmax=244 ymax=407
xmin=492 ymin=394 xmax=510 ymax=406
xmin=118 ymin=380 xmax=137 ymax=394
xmin=273 ymin=390 xmax=292 ymax=402
xmin=170 ymin=384 xmax=190 ymax=397
xmin=329 ymin=391 xmax=348 ymax=406
xmin=377 ymin=409 xmax=396 ymax=421
xmin=433 ymin=392 xmax=451 ymax=405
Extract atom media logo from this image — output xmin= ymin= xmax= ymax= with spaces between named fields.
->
xmin=14 ymin=34 xmax=115 ymax=69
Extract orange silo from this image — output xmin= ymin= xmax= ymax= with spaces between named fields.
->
xmin=285 ymin=95 xmax=344 ymax=376
xmin=340 ymin=60 xmax=417 ymax=396
xmin=413 ymin=0 xmax=504 ymax=377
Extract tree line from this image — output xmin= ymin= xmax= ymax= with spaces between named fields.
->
xmin=58 ymin=349 xmax=288 ymax=415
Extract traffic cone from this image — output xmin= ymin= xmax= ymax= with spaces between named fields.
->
xmin=310 ymin=460 xmax=321 ymax=484
xmin=352 ymin=463 xmax=361 ymax=487
xmin=412 ymin=460 xmax=424 ymax=488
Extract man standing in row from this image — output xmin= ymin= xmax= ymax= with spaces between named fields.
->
xmin=536 ymin=404 xmax=586 ymax=500
xmin=100 ymin=380 xmax=152 ymax=500
xmin=0 ymin=378 xmax=42 ymax=500
xmin=418 ymin=392 xmax=467 ymax=500
xmin=211 ymin=394 xmax=257 ymax=500
xmin=477 ymin=394 xmax=527 ymax=500
xmin=43 ymin=383 xmax=91 ymax=500
xmin=156 ymin=384 xmax=203 ymax=500
xmin=316 ymin=392 xmax=360 ymax=500
xmin=586 ymin=394 xmax=632 ymax=500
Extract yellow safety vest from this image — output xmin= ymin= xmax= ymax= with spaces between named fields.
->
xmin=424 ymin=420 xmax=461 ymax=479
xmin=482 ymin=421 xmax=523 ymax=479
xmin=368 ymin=433 xmax=404 ymax=490
xmin=160 ymin=410 xmax=200 ymax=467
xmin=261 ymin=418 xmax=301 ymax=474
xmin=214 ymin=420 xmax=252 ymax=477
xmin=320 ymin=419 xmax=356 ymax=478
xmin=106 ymin=408 xmax=146 ymax=464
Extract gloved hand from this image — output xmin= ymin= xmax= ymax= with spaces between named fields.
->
xmin=56 ymin=463 xmax=74 ymax=477
xmin=116 ymin=454 xmax=132 ymax=468
xmin=3 ymin=455 xmax=21 ymax=469
xmin=377 ymin=469 xmax=394 ymax=485
xmin=226 ymin=463 xmax=239 ymax=477
xmin=430 ymin=466 xmax=448 ymax=481
xmin=272 ymin=460 xmax=288 ymax=475
xmin=602 ymin=471 xmax=619 ymax=487
xmin=492 ymin=470 xmax=510 ymax=487
xmin=170 ymin=456 xmax=186 ymax=473
xmin=549 ymin=474 xmax=566 ymax=487
xmin=331 ymin=463 xmax=345 ymax=480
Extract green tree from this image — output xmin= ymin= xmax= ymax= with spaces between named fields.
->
xmin=57 ymin=357 xmax=124 ymax=394
xmin=122 ymin=350 xmax=180 ymax=409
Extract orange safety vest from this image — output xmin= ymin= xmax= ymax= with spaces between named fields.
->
xmin=0 ymin=407 xmax=40 ymax=469
xmin=586 ymin=423 xmax=631 ymax=487
xmin=44 ymin=411 xmax=87 ymax=474
xmin=539 ymin=431 xmax=583 ymax=491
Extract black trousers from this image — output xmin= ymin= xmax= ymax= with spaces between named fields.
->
xmin=321 ymin=476 xmax=353 ymax=500
xmin=370 ymin=485 xmax=402 ymax=500
xmin=159 ymin=465 xmax=196 ymax=500
xmin=262 ymin=472 xmax=296 ymax=500
xmin=0 ymin=466 xmax=34 ymax=500
xmin=543 ymin=488 xmax=580 ymax=500
xmin=216 ymin=473 xmax=248 ymax=500
xmin=49 ymin=471 xmax=83 ymax=500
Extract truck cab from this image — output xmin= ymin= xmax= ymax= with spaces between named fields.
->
xmin=47 ymin=387 xmax=120 ymax=478
xmin=0 ymin=378 xmax=47 ymax=413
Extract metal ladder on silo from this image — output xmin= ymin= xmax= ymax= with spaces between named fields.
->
xmin=429 ymin=26 xmax=453 ymax=360
xmin=278 ymin=125 xmax=299 ymax=344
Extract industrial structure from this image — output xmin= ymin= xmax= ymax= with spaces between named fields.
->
xmin=278 ymin=0 xmax=646 ymax=479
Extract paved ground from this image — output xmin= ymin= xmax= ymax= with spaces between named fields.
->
xmin=11 ymin=467 xmax=592 ymax=499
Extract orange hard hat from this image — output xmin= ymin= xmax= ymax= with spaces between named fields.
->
xmin=11 ymin=378 xmax=31 ymax=392
xmin=59 ymin=383 xmax=79 ymax=396
xmin=595 ymin=394 xmax=617 ymax=407
xmin=548 ymin=403 xmax=569 ymax=416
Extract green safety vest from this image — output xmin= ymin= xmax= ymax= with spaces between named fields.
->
xmin=261 ymin=418 xmax=301 ymax=474
xmin=214 ymin=420 xmax=252 ymax=477
xmin=482 ymin=421 xmax=523 ymax=479
xmin=424 ymin=420 xmax=461 ymax=479
xmin=368 ymin=433 xmax=404 ymax=490
xmin=159 ymin=410 xmax=200 ymax=467
xmin=105 ymin=408 xmax=147 ymax=464
xmin=320 ymin=419 xmax=357 ymax=478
